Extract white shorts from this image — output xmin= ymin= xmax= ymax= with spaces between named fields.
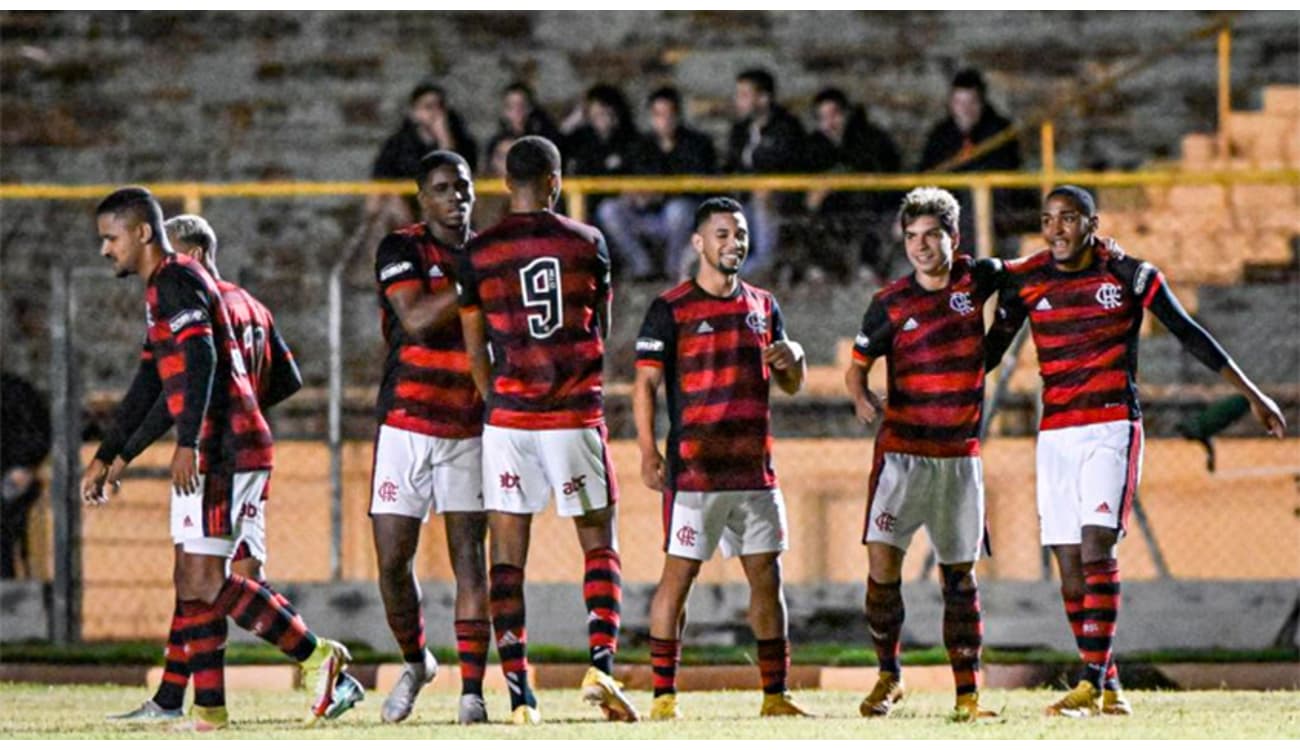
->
xmin=664 ymin=488 xmax=788 ymax=561
xmin=481 ymin=424 xmax=616 ymax=517
xmin=171 ymin=470 xmax=269 ymax=560
xmin=1037 ymin=419 xmax=1143 ymax=546
xmin=370 ymin=425 xmax=484 ymax=519
xmin=864 ymin=453 xmax=985 ymax=564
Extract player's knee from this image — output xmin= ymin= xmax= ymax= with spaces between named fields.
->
xmin=939 ymin=563 xmax=977 ymax=594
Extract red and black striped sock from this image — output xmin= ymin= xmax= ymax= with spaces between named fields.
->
xmin=152 ymin=601 xmax=190 ymax=711
xmin=866 ymin=578 xmax=904 ymax=677
xmin=940 ymin=566 xmax=984 ymax=697
xmin=216 ymin=574 xmax=317 ymax=663
xmin=649 ymin=637 xmax=681 ymax=697
xmin=756 ymin=637 xmax=790 ymax=695
xmin=454 ymin=619 xmax=490 ymax=696
xmin=489 ymin=564 xmax=535 ymax=710
xmin=1080 ymin=559 xmax=1121 ymax=689
xmin=583 ymin=547 xmax=621 ymax=675
xmin=1063 ymin=590 xmax=1087 ymax=657
xmin=179 ymin=599 xmax=228 ymax=709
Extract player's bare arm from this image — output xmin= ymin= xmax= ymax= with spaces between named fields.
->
xmin=632 ymin=364 xmax=666 ymax=491
xmin=844 ymin=357 xmax=883 ymax=425
xmin=765 ymin=339 xmax=805 ymax=395
xmin=459 ymin=306 xmax=491 ymax=397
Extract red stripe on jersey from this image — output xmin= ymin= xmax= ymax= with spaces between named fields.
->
xmin=635 ymin=359 xmax=663 ymax=369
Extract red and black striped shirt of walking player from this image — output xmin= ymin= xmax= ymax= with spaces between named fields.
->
xmin=635 ymin=280 xmax=788 ymax=492
xmin=113 ymin=278 xmax=303 ymax=467
xmin=95 ymin=252 xmax=273 ymax=476
xmin=985 ymin=237 xmax=1228 ymax=431
xmin=376 ymin=222 xmax=484 ymax=439
xmin=853 ymin=254 xmax=1005 ymax=458
xmin=456 ymin=210 xmax=612 ymax=430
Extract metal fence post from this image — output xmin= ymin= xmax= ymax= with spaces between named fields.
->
xmin=973 ymin=182 xmax=995 ymax=259
xmin=47 ymin=265 xmax=82 ymax=643
xmin=327 ymin=262 xmax=344 ymax=581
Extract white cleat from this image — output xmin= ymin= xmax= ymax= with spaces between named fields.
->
xmin=106 ymin=700 xmax=184 ymax=722
xmin=381 ymin=649 xmax=438 ymax=723
xmin=457 ymin=693 xmax=489 ymax=725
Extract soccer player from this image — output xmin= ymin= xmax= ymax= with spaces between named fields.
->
xmin=843 ymin=187 xmax=1001 ymax=722
xmin=101 ymin=213 xmax=365 ymax=722
xmin=81 ymin=187 xmax=352 ymax=730
xmin=456 ymin=136 xmax=637 ymax=725
xmin=985 ymin=185 xmax=1287 ymax=717
xmin=369 ymin=150 xmax=491 ymax=725
xmin=634 ymin=196 xmax=812 ymax=721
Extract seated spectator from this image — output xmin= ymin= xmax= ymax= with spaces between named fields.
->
xmin=369 ymin=81 xmax=479 ymax=227
xmin=802 ymin=87 xmax=902 ymax=279
xmin=563 ymin=83 xmax=644 ymax=231
xmin=724 ymin=68 xmax=806 ymax=277
xmin=1 ymin=371 xmax=50 ymax=579
xmin=918 ymin=68 xmax=1035 ymax=255
xmin=485 ymin=82 xmax=562 ymax=170
xmin=596 ymin=86 xmax=717 ymax=281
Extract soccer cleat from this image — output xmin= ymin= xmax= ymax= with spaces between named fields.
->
xmin=380 ymin=649 xmax=438 ymax=724
xmin=457 ymin=694 xmax=489 ymax=725
xmin=106 ymin=699 xmax=184 ymax=722
xmin=859 ymin=673 xmax=905 ymax=717
xmin=510 ymin=704 xmax=542 ymax=725
xmin=649 ymin=693 xmax=681 ymax=721
xmin=321 ymin=672 xmax=365 ymax=720
xmin=1102 ymin=688 xmax=1133 ymax=716
xmin=951 ymin=691 xmax=999 ymax=722
xmin=302 ymin=638 xmax=352 ymax=723
xmin=760 ymin=691 xmax=815 ymax=717
xmin=1045 ymin=681 xmax=1101 ymax=718
xmin=173 ymin=704 xmax=228 ymax=732
xmin=580 ymin=666 xmax=640 ymax=722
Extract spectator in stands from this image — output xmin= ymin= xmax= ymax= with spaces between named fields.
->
xmin=918 ymin=68 xmax=1034 ymax=256
xmin=369 ymin=81 xmax=479 ymax=227
xmin=804 ymin=87 xmax=903 ymax=280
xmin=564 ymin=83 xmax=645 ymax=243
xmin=485 ymin=82 xmax=562 ymax=171
xmin=597 ymin=86 xmax=717 ymax=281
xmin=725 ymin=68 xmax=806 ymax=277
xmin=1 ymin=371 xmax=51 ymax=579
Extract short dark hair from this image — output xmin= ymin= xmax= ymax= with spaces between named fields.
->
xmin=409 ymin=80 xmax=444 ymax=105
xmin=648 ymin=86 xmax=681 ymax=111
xmin=96 ymin=186 xmax=165 ymax=242
xmin=736 ymin=68 xmax=776 ymax=97
xmin=506 ymin=136 xmax=561 ymax=182
xmin=415 ymin=150 xmax=470 ymax=190
xmin=951 ymin=68 xmax=987 ymax=98
xmin=693 ymin=196 xmax=745 ymax=231
xmin=1046 ymin=185 xmax=1097 ymax=217
xmin=899 ymin=186 xmax=961 ymax=238
xmin=503 ymin=81 xmax=535 ymax=102
xmin=813 ymin=87 xmax=849 ymax=111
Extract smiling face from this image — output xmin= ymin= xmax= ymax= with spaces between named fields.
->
xmin=694 ymin=210 xmax=749 ymax=277
xmin=418 ymin=162 xmax=475 ymax=232
xmin=902 ymin=213 xmax=956 ymax=278
xmin=97 ymin=211 xmax=149 ymax=278
xmin=1041 ymin=193 xmax=1098 ymax=266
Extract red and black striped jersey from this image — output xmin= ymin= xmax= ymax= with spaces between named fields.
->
xmin=375 ymin=223 xmax=484 ymax=439
xmin=144 ymin=254 xmax=273 ymax=473
xmin=216 ymin=280 xmax=289 ymax=405
xmin=636 ymin=280 xmax=786 ymax=492
xmin=457 ymin=211 xmax=611 ymax=430
xmin=992 ymin=238 xmax=1164 ymax=430
xmin=852 ymin=255 xmax=1004 ymax=458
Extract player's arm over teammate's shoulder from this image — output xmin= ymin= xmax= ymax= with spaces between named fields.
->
xmin=376 ymin=232 xmax=459 ymax=340
xmin=984 ymin=274 xmax=1029 ymax=373
xmin=632 ymin=297 xmax=674 ymax=491
xmin=844 ymin=295 xmax=891 ymax=424
xmin=764 ymin=297 xmax=805 ymax=395
xmin=1113 ymin=251 xmax=1287 ymax=438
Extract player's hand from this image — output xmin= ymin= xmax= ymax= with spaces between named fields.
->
xmin=1250 ymin=392 xmax=1287 ymax=438
xmin=171 ymin=446 xmax=200 ymax=495
xmin=853 ymin=390 xmax=884 ymax=425
xmin=763 ymin=341 xmax=803 ymax=371
xmin=640 ymin=449 xmax=665 ymax=492
xmin=80 ymin=458 xmax=109 ymax=506
xmin=105 ymin=456 xmax=129 ymax=495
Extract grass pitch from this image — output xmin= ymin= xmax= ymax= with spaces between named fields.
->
xmin=2 ymin=683 xmax=1297 ymax=739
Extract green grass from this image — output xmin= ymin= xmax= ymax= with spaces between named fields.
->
xmin=3 ymin=640 xmax=1294 ymax=667
xmin=1 ymin=684 xmax=1296 ymax=739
